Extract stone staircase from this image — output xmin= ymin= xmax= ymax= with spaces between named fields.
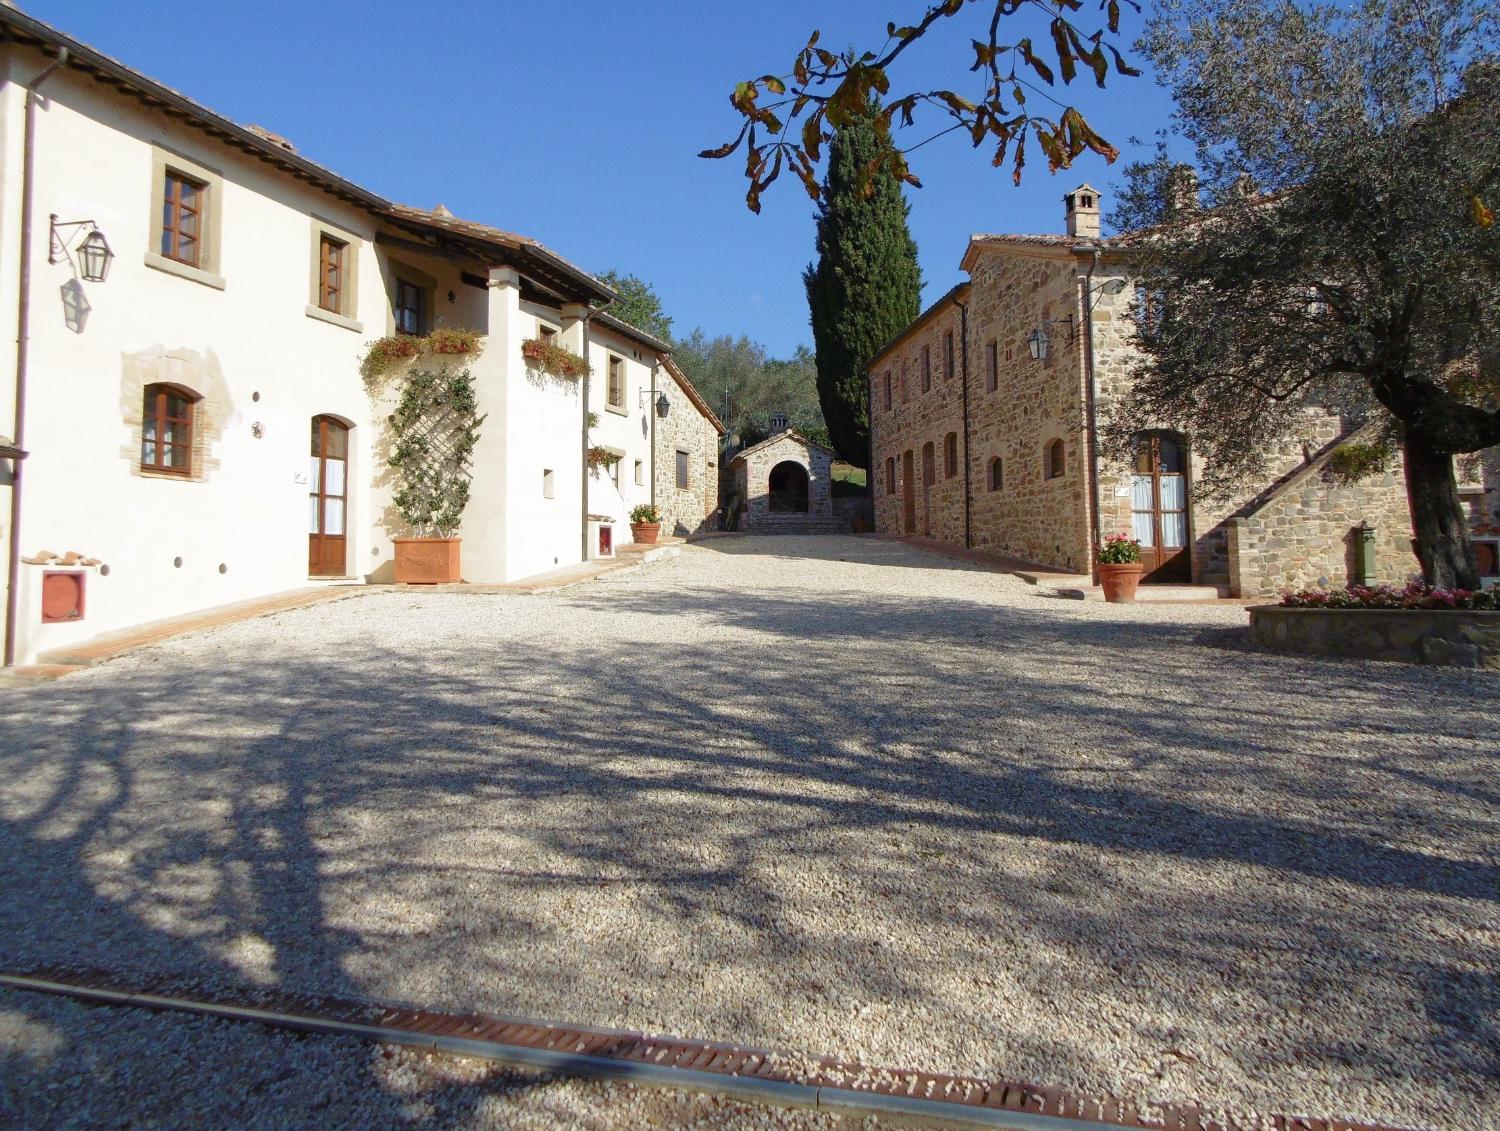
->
xmin=744 ymin=517 xmax=853 ymax=536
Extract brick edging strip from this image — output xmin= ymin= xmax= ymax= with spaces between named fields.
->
xmin=0 ymin=967 xmax=1409 ymax=1131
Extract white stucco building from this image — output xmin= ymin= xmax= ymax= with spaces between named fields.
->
xmin=0 ymin=8 xmax=720 ymax=665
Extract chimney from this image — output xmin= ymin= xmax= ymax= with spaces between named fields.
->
xmin=1064 ymin=184 xmax=1101 ymax=239
xmin=1164 ymin=165 xmax=1200 ymax=216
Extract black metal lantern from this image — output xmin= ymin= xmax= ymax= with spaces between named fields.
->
xmin=1027 ymin=327 xmax=1051 ymax=361
xmin=77 ymin=229 xmax=114 ymax=282
xmin=655 ymin=392 xmax=671 ymax=418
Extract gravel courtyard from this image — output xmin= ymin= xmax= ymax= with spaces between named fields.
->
xmin=1 ymin=535 xmax=1495 ymax=1129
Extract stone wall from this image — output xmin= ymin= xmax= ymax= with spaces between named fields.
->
xmin=1250 ymin=606 xmax=1500 ymax=669
xmin=1227 ymin=447 xmax=1418 ymax=598
xmin=965 ymin=253 xmax=1093 ymax=572
xmin=653 ymin=367 xmax=721 ymax=535
xmin=733 ymin=432 xmax=834 ymax=528
xmin=869 ymin=297 xmax=969 ymax=546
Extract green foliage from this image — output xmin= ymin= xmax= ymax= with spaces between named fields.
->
xmin=387 ymin=365 xmax=486 ymax=539
xmin=1324 ymin=441 xmax=1393 ymax=485
xmin=1097 ymin=533 xmax=1142 ymax=564
xmin=804 ymin=103 xmax=921 ymax=466
xmin=521 ymin=336 xmax=591 ymax=379
xmin=672 ymin=331 xmax=825 ymax=443
xmin=701 ymin=3 xmax=1136 ymax=211
xmin=585 ymin=411 xmax=600 ymax=430
xmin=599 ymin=270 xmax=674 ymax=343
xmin=629 ymin=503 xmax=661 ymax=524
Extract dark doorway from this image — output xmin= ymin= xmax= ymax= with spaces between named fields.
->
xmin=1130 ymin=430 xmax=1191 ymax=582
xmin=921 ymin=442 xmax=935 ymax=536
xmin=901 ymin=449 xmax=916 ymax=534
xmin=768 ymin=460 xmax=809 ymax=512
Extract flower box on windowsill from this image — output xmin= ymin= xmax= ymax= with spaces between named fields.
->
xmin=521 ymin=337 xmax=590 ymax=379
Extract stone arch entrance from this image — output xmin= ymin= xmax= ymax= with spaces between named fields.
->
xmin=768 ymin=460 xmax=810 ymax=512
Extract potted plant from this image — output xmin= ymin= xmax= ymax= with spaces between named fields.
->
xmin=1097 ymin=532 xmax=1145 ymax=602
xmin=388 ymin=365 xmax=486 ymax=583
xmin=629 ymin=503 xmax=662 ymax=546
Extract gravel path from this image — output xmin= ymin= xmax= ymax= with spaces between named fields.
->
xmin=1 ymin=535 xmax=1495 ymax=1129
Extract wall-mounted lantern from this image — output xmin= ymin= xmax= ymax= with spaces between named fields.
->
xmin=49 ymin=215 xmax=115 ymax=282
xmin=1026 ymin=327 xmax=1051 ymax=362
xmin=638 ymin=389 xmax=672 ymax=418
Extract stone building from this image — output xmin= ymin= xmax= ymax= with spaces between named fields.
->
xmin=869 ymin=183 xmax=1500 ymax=596
xmin=728 ymin=430 xmax=842 ymax=533
xmin=652 ymin=356 xmax=724 ymax=536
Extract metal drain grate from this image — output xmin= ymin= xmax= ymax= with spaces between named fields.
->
xmin=0 ymin=964 xmax=1410 ymax=1131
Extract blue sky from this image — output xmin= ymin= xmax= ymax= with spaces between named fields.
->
xmin=29 ymin=1 xmax=1177 ymax=357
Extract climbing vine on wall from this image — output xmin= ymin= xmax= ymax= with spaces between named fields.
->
xmin=387 ymin=365 xmax=486 ymax=538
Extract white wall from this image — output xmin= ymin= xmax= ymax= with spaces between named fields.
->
xmin=0 ymin=42 xmax=671 ymax=659
xmin=585 ymin=324 xmax=657 ymax=541
xmin=0 ymin=58 xmax=386 ymax=663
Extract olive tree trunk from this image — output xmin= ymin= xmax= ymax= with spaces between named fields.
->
xmin=1403 ymin=436 xmax=1479 ymax=589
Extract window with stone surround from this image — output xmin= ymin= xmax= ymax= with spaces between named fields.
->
xmin=985 ymin=341 xmax=998 ymax=392
xmin=988 ymin=457 xmax=1003 ymax=491
xmin=944 ymin=332 xmax=955 ymax=380
xmin=944 ymin=432 xmax=958 ymax=478
xmin=921 ymin=346 xmax=931 ymax=393
xmin=883 ymin=370 xmax=892 ymax=410
xmin=1045 ymin=438 xmax=1066 ymax=480
xmin=675 ymin=449 xmax=689 ymax=489
xmin=901 ymin=366 xmax=910 ymax=404
xmin=885 ymin=456 xmax=896 ymax=494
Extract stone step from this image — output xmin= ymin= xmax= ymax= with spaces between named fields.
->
xmin=744 ymin=520 xmax=852 ymax=535
xmin=1048 ymin=583 xmax=1226 ymax=602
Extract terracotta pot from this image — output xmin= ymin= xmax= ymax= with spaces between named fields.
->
xmin=394 ymin=537 xmax=461 ymax=584
xmin=1098 ymin=561 xmax=1145 ymax=603
xmin=630 ymin=521 xmax=661 ymax=546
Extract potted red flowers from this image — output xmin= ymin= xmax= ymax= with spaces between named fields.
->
xmin=629 ymin=503 xmax=662 ymax=546
xmin=1097 ymin=532 xmax=1145 ymax=602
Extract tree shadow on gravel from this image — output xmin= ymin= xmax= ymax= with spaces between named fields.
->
xmin=0 ymin=577 xmax=1495 ymax=1129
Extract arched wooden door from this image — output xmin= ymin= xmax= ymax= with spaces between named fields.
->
xmin=309 ymin=416 xmax=349 ymax=576
xmin=1130 ymin=431 xmax=1190 ymax=582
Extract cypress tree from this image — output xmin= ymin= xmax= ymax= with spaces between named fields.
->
xmin=803 ymin=108 xmax=922 ymax=467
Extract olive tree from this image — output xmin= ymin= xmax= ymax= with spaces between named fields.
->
xmin=1112 ymin=0 xmax=1499 ymax=588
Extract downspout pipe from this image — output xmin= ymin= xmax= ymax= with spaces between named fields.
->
xmin=955 ymin=294 xmax=972 ymax=548
xmin=648 ymin=356 xmax=659 ymax=513
xmin=577 ymin=300 xmax=613 ymax=562
xmin=1080 ymin=248 xmax=1104 ymax=576
xmin=5 ymin=47 xmax=69 ymax=668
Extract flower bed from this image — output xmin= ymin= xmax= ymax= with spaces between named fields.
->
xmin=1279 ymin=581 xmax=1499 ymax=610
xmin=1250 ymin=586 xmax=1500 ymax=669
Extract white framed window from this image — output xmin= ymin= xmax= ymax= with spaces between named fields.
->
xmin=542 ymin=468 xmax=555 ymax=498
xmin=634 ymin=459 xmax=644 ymax=486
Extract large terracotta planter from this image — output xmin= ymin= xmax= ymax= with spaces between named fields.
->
xmin=394 ymin=537 xmax=461 ymax=584
xmin=1098 ymin=562 xmax=1145 ymax=603
xmin=630 ymin=521 xmax=661 ymax=546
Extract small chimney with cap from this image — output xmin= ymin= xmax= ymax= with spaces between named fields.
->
xmin=1064 ymin=184 xmax=1101 ymax=239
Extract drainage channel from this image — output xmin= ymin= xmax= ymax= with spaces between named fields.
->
xmin=0 ymin=967 xmax=1406 ymax=1131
